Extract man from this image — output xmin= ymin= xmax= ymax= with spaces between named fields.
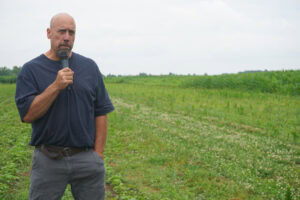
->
xmin=15 ymin=13 xmax=114 ymax=200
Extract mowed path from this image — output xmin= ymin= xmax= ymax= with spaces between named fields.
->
xmin=106 ymin=97 xmax=300 ymax=199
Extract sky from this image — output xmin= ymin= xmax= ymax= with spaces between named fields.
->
xmin=0 ymin=0 xmax=300 ymax=75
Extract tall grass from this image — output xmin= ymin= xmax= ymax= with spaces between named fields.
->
xmin=0 ymin=76 xmax=17 ymax=84
xmin=181 ymin=70 xmax=300 ymax=96
xmin=106 ymin=83 xmax=300 ymax=143
xmin=105 ymin=70 xmax=300 ymax=96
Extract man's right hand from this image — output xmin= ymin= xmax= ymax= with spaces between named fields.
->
xmin=23 ymin=68 xmax=73 ymax=123
xmin=54 ymin=67 xmax=74 ymax=90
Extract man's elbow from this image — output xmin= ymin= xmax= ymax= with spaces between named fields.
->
xmin=23 ymin=114 xmax=34 ymax=123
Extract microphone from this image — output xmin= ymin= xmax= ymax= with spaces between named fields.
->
xmin=58 ymin=51 xmax=71 ymax=90
xmin=58 ymin=51 xmax=69 ymax=68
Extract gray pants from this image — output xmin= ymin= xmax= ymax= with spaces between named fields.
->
xmin=29 ymin=148 xmax=105 ymax=200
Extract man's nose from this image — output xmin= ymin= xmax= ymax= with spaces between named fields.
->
xmin=63 ymin=31 xmax=70 ymax=41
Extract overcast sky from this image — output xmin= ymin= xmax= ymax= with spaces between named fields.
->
xmin=0 ymin=0 xmax=299 ymax=75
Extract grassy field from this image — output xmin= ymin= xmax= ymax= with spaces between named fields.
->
xmin=0 ymin=72 xmax=299 ymax=199
xmin=105 ymin=70 xmax=300 ymax=96
xmin=0 ymin=84 xmax=32 ymax=199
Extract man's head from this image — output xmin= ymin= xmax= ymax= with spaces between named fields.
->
xmin=47 ymin=13 xmax=76 ymax=59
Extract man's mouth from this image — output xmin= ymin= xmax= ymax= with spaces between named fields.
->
xmin=59 ymin=44 xmax=71 ymax=49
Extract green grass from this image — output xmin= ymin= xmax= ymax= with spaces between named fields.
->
xmin=107 ymin=83 xmax=299 ymax=143
xmin=0 ymin=75 xmax=17 ymax=84
xmin=105 ymin=70 xmax=300 ymax=96
xmin=0 ymin=76 xmax=299 ymax=199
xmin=103 ymin=82 xmax=299 ymax=199
xmin=0 ymin=84 xmax=32 ymax=199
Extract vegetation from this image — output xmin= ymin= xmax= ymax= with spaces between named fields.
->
xmin=0 ymin=69 xmax=299 ymax=199
xmin=0 ymin=76 xmax=17 ymax=84
xmin=0 ymin=84 xmax=32 ymax=199
xmin=0 ymin=66 xmax=21 ymax=83
xmin=181 ymin=70 xmax=300 ymax=96
xmin=105 ymin=84 xmax=300 ymax=199
xmin=105 ymin=70 xmax=300 ymax=96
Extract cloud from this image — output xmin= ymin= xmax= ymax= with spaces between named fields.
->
xmin=0 ymin=0 xmax=299 ymax=75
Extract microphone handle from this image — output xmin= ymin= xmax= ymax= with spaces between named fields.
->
xmin=62 ymin=59 xmax=69 ymax=68
xmin=61 ymin=59 xmax=71 ymax=90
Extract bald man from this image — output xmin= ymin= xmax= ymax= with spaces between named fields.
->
xmin=15 ymin=13 xmax=114 ymax=200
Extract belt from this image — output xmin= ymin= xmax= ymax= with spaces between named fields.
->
xmin=36 ymin=144 xmax=90 ymax=160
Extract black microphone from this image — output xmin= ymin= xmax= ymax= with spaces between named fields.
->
xmin=58 ymin=51 xmax=71 ymax=90
xmin=58 ymin=51 xmax=69 ymax=68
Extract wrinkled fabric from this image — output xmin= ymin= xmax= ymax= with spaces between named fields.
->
xmin=15 ymin=52 xmax=114 ymax=147
xmin=29 ymin=149 xmax=105 ymax=200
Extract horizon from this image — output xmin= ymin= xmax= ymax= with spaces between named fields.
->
xmin=1 ymin=65 xmax=299 ymax=77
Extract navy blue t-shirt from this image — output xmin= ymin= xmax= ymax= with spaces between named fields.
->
xmin=15 ymin=52 xmax=114 ymax=148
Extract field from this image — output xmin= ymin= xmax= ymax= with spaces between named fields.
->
xmin=0 ymin=71 xmax=299 ymax=199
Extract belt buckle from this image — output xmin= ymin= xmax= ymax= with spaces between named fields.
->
xmin=63 ymin=147 xmax=71 ymax=156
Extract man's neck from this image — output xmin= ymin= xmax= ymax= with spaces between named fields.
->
xmin=44 ymin=49 xmax=72 ymax=61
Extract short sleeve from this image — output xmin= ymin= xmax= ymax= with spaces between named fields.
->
xmin=15 ymin=65 xmax=38 ymax=122
xmin=94 ymin=65 xmax=114 ymax=116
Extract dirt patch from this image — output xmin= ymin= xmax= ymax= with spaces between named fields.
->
xmin=105 ymin=183 xmax=117 ymax=198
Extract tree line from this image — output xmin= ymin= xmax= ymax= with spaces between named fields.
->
xmin=0 ymin=66 xmax=21 ymax=83
xmin=0 ymin=66 xmax=21 ymax=76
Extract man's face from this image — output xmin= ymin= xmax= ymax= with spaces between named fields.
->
xmin=47 ymin=17 xmax=76 ymax=58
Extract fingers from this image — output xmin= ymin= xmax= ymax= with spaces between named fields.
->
xmin=61 ymin=67 xmax=72 ymax=72
xmin=59 ymin=68 xmax=74 ymax=82
xmin=55 ymin=68 xmax=74 ymax=90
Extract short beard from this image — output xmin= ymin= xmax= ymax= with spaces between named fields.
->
xmin=56 ymin=44 xmax=72 ymax=59
xmin=56 ymin=49 xmax=70 ymax=59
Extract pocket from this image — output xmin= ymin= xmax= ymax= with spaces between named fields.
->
xmin=92 ymin=151 xmax=104 ymax=163
xmin=31 ymin=149 xmax=40 ymax=170
xmin=91 ymin=151 xmax=105 ymax=175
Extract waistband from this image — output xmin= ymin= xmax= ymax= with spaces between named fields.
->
xmin=35 ymin=144 xmax=91 ymax=160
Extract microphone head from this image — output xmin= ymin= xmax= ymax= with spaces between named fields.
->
xmin=58 ymin=50 xmax=69 ymax=68
xmin=58 ymin=50 xmax=69 ymax=60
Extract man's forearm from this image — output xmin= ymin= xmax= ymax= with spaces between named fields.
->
xmin=94 ymin=115 xmax=108 ymax=159
xmin=23 ymin=67 xmax=74 ymax=123
xmin=23 ymin=82 xmax=60 ymax=123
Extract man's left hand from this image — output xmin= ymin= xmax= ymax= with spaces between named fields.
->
xmin=95 ymin=151 xmax=104 ymax=160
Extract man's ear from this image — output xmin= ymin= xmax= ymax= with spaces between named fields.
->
xmin=47 ymin=28 xmax=51 ymax=39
